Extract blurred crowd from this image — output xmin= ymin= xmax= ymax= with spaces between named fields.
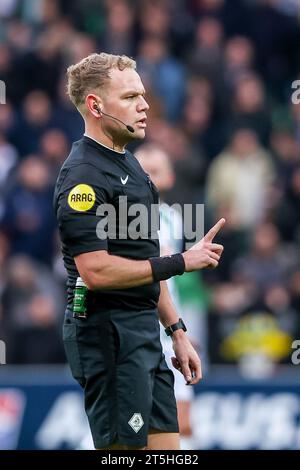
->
xmin=0 ymin=0 xmax=300 ymax=375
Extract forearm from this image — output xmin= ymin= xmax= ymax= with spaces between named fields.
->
xmin=77 ymin=252 xmax=154 ymax=290
xmin=158 ymin=281 xmax=181 ymax=328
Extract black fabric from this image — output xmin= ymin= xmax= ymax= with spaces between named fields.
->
xmin=63 ymin=308 xmax=179 ymax=448
xmin=149 ymin=253 xmax=185 ymax=282
xmin=54 ymin=136 xmax=160 ymax=312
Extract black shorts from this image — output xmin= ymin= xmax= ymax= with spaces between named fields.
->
xmin=63 ymin=308 xmax=179 ymax=448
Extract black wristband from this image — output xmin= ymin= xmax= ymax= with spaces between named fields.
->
xmin=149 ymin=253 xmax=185 ymax=282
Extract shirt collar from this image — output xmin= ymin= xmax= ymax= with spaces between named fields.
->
xmin=84 ymin=134 xmax=126 ymax=155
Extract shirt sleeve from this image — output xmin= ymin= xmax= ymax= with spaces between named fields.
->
xmin=56 ymin=163 xmax=112 ymax=257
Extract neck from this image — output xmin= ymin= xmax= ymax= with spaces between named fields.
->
xmin=85 ymin=122 xmax=126 ymax=153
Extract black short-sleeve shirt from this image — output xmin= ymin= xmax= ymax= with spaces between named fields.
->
xmin=54 ymin=136 xmax=160 ymax=312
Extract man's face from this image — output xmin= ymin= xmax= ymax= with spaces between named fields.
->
xmin=101 ymin=68 xmax=149 ymax=143
xmin=136 ymin=149 xmax=174 ymax=193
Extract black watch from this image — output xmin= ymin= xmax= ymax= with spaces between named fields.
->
xmin=165 ymin=318 xmax=187 ymax=337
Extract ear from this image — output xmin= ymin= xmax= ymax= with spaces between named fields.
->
xmin=86 ymin=94 xmax=102 ymax=117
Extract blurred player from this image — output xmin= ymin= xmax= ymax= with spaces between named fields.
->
xmin=136 ymin=143 xmax=199 ymax=449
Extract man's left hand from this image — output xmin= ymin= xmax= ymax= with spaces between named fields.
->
xmin=171 ymin=331 xmax=202 ymax=385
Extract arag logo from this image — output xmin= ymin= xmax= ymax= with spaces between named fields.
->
xmin=67 ymin=184 xmax=95 ymax=212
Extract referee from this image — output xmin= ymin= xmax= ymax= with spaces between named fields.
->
xmin=54 ymin=52 xmax=225 ymax=450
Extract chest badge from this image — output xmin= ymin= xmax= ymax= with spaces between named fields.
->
xmin=121 ymin=175 xmax=129 ymax=185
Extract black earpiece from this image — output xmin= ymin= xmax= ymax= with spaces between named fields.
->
xmin=93 ymin=103 xmax=101 ymax=114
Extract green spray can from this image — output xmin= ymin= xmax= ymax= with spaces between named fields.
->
xmin=73 ymin=277 xmax=88 ymax=319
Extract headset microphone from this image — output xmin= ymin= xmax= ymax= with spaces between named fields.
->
xmin=94 ymin=105 xmax=134 ymax=133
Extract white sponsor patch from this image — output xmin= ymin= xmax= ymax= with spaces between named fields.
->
xmin=128 ymin=413 xmax=144 ymax=433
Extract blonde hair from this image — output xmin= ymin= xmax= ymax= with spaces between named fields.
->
xmin=67 ymin=52 xmax=136 ymax=110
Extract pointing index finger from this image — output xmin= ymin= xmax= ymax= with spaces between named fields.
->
xmin=204 ymin=218 xmax=226 ymax=242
